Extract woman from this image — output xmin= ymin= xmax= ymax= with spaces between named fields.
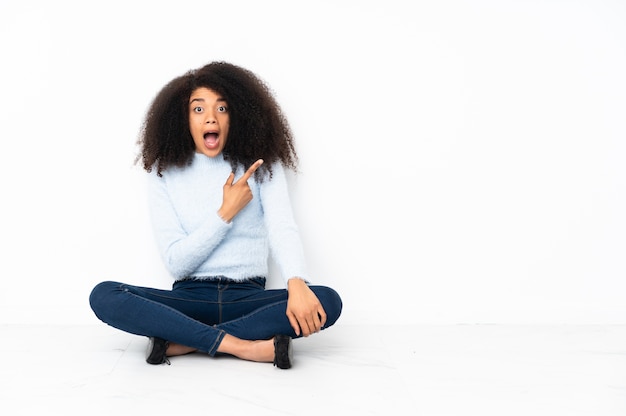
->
xmin=89 ymin=61 xmax=342 ymax=369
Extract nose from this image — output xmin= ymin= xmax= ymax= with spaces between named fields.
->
xmin=205 ymin=111 xmax=217 ymax=124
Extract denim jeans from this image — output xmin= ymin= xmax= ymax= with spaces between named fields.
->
xmin=89 ymin=277 xmax=343 ymax=356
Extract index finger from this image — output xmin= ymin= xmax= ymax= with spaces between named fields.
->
xmin=240 ymin=159 xmax=263 ymax=182
xmin=318 ymin=309 xmax=327 ymax=329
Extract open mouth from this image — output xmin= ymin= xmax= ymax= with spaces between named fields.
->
xmin=203 ymin=132 xmax=219 ymax=149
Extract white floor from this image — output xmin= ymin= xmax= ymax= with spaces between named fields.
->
xmin=2 ymin=323 xmax=625 ymax=415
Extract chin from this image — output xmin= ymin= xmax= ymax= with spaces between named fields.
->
xmin=196 ymin=147 xmax=221 ymax=158
xmin=204 ymin=149 xmax=223 ymax=158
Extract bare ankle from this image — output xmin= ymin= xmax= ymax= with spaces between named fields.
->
xmin=166 ymin=342 xmax=197 ymax=357
xmin=218 ymin=335 xmax=274 ymax=362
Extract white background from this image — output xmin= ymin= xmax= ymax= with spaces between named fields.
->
xmin=0 ymin=0 xmax=624 ymax=325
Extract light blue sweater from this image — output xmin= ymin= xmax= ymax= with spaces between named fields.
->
xmin=146 ymin=153 xmax=309 ymax=284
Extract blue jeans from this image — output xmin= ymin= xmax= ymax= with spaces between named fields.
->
xmin=89 ymin=277 xmax=343 ymax=356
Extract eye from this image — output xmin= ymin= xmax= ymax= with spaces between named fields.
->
xmin=217 ymin=105 xmax=228 ymax=113
xmin=193 ymin=106 xmax=204 ymax=113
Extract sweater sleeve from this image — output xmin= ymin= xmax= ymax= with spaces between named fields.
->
xmin=146 ymin=170 xmax=232 ymax=279
xmin=260 ymin=163 xmax=309 ymax=285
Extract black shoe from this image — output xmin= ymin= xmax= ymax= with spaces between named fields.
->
xmin=146 ymin=337 xmax=170 ymax=365
xmin=273 ymin=334 xmax=293 ymax=369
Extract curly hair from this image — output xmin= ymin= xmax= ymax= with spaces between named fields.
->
xmin=136 ymin=61 xmax=298 ymax=181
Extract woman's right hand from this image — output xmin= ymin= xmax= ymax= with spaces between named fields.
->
xmin=217 ymin=159 xmax=263 ymax=222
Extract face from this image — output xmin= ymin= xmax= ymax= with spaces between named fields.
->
xmin=188 ymin=87 xmax=230 ymax=158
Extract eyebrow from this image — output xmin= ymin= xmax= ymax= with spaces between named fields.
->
xmin=189 ymin=97 xmax=227 ymax=105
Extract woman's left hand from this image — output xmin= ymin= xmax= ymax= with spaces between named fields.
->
xmin=286 ymin=278 xmax=327 ymax=337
